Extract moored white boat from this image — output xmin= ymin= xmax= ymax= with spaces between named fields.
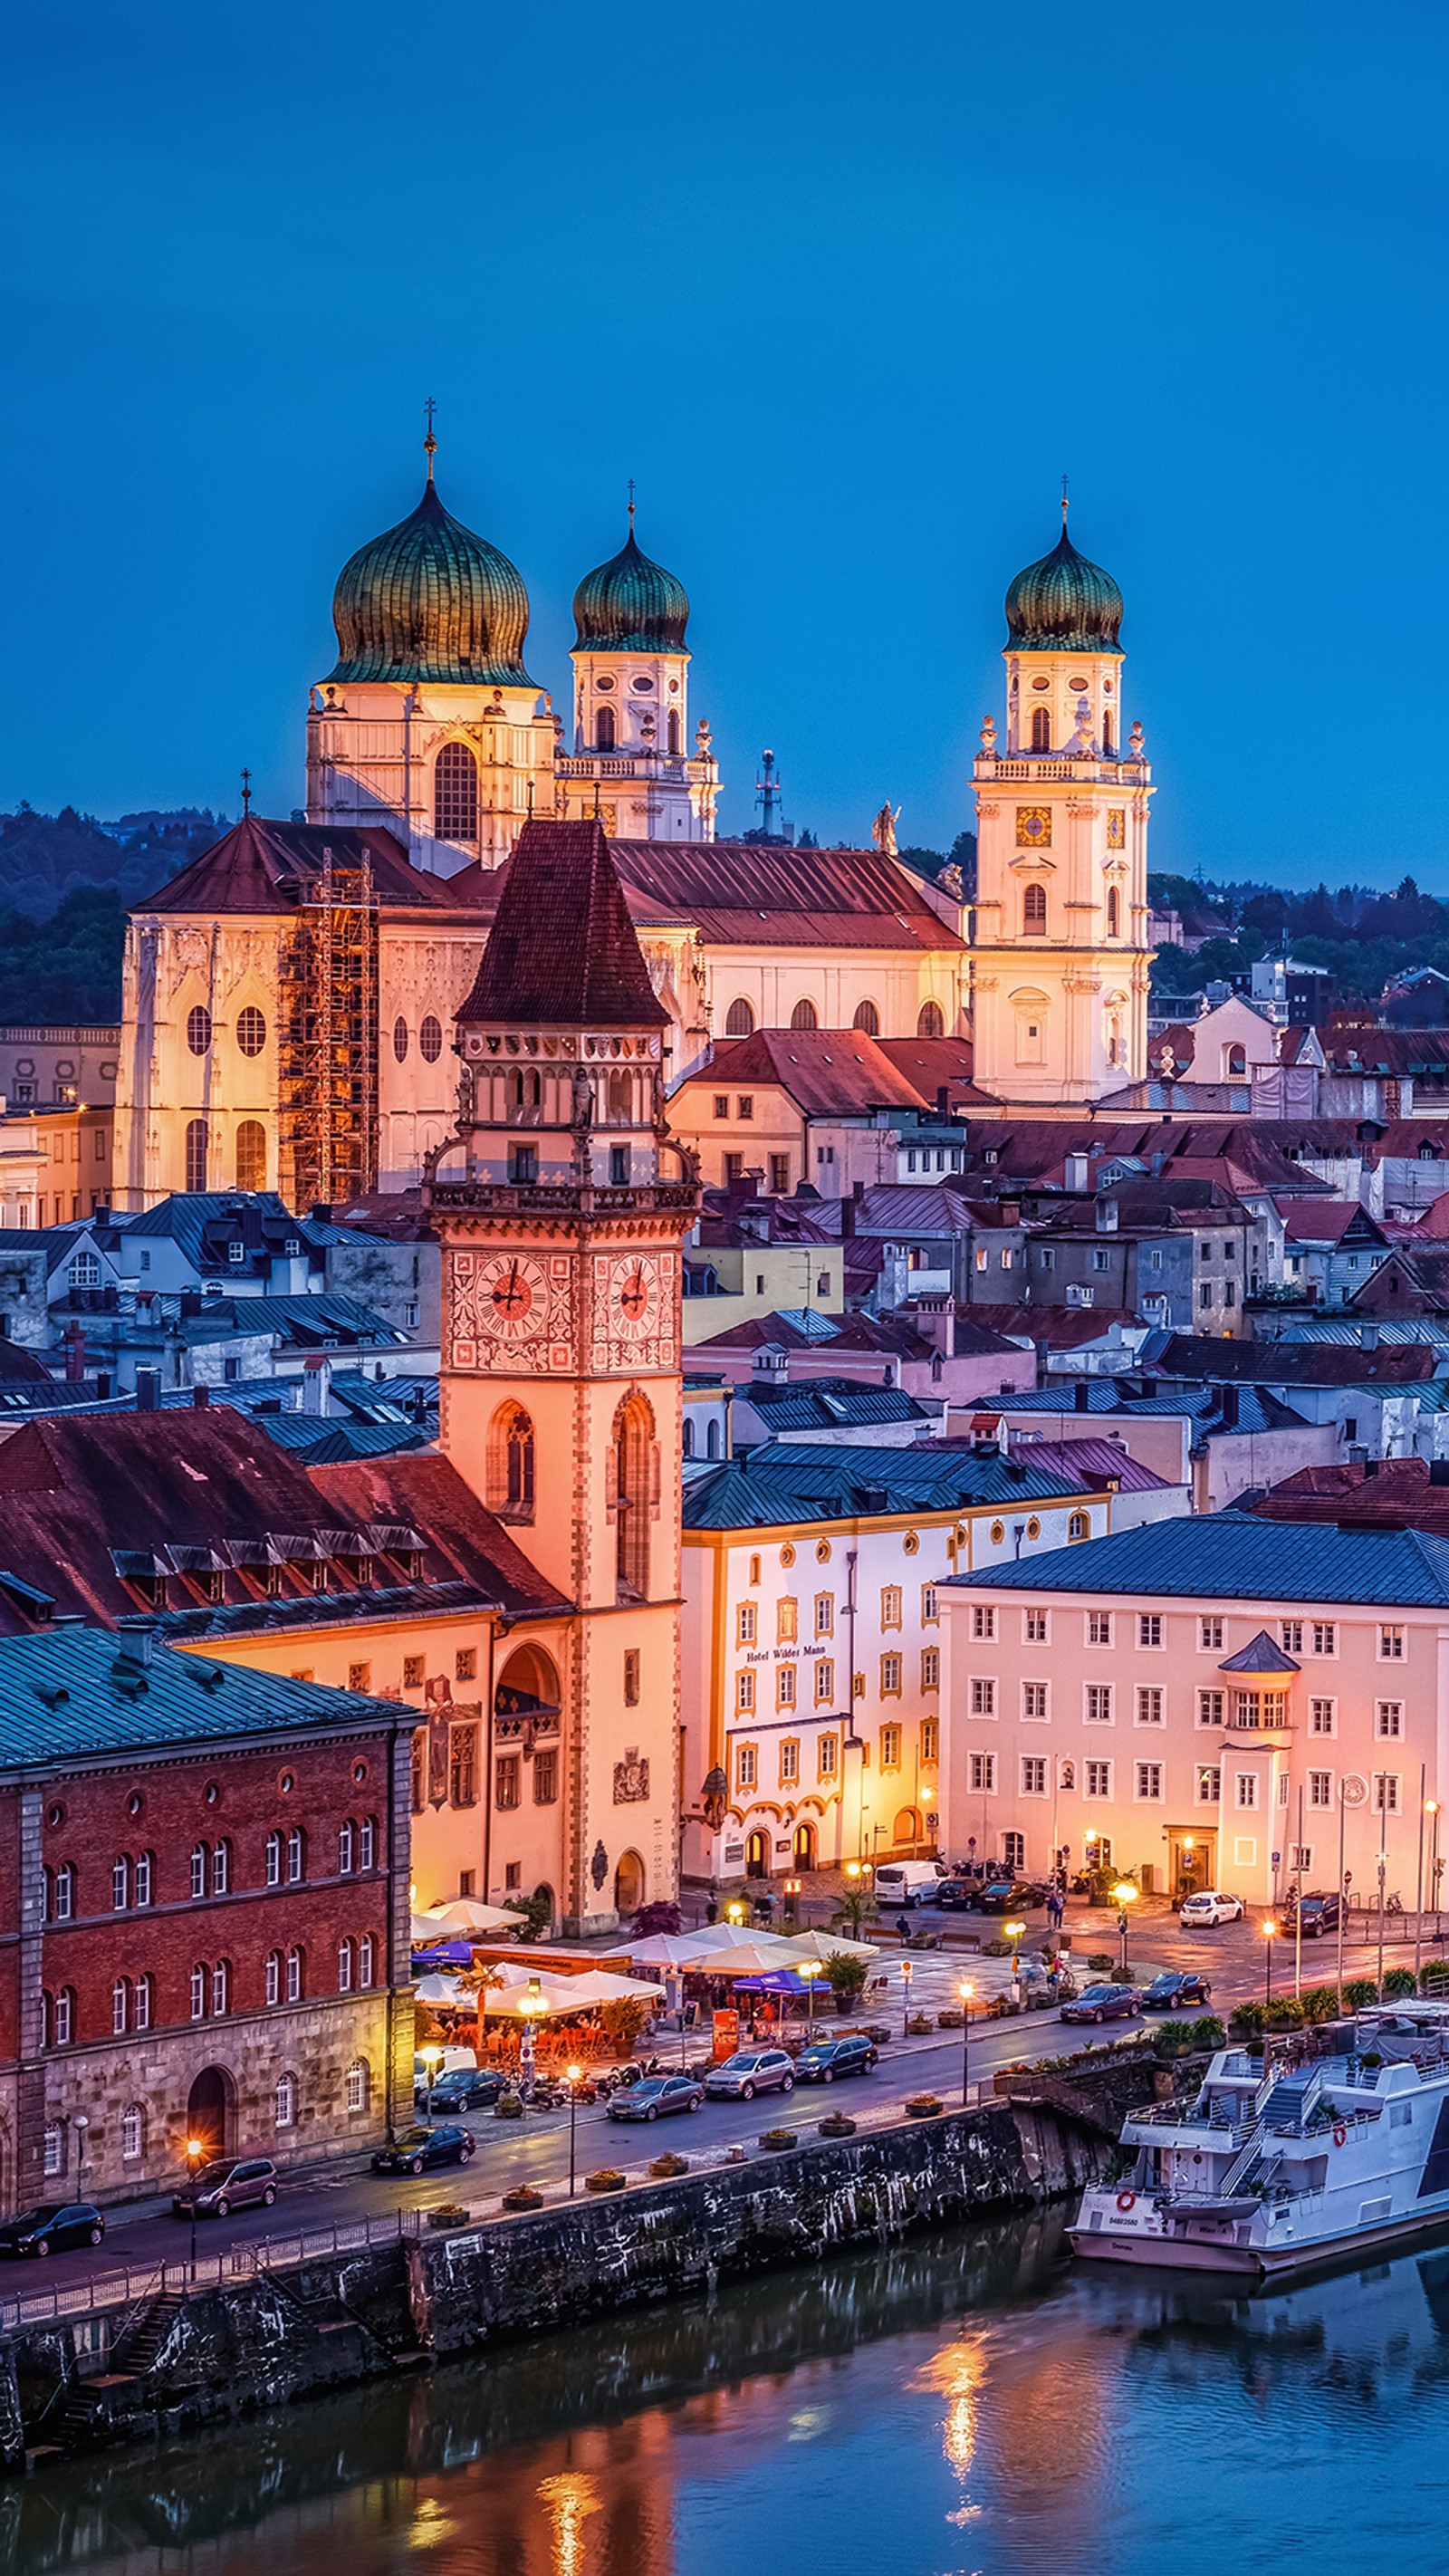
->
xmin=1071 ymin=2002 xmax=1449 ymax=2276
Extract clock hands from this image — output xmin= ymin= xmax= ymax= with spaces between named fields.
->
xmin=619 ymin=1264 xmax=649 ymax=1320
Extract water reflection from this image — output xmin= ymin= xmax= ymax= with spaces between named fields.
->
xmin=4 ymin=2214 xmax=1442 ymax=2576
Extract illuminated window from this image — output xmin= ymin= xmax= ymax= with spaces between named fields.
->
xmin=435 ymin=741 xmax=478 ymax=841
xmin=187 ymin=1004 xmax=212 ymax=1055
xmin=185 ymin=1118 xmax=208 ymax=1191
xmin=1022 ymin=881 xmax=1047 ymax=934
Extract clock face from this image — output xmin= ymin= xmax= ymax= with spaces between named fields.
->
xmin=447 ymin=1249 xmax=575 ymax=1373
xmin=590 ymin=1251 xmax=677 ymax=1372
xmin=610 ymin=1256 xmax=663 ymax=1341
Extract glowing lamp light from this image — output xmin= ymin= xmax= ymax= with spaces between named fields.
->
xmin=1112 ymin=1880 xmax=1138 ymax=1909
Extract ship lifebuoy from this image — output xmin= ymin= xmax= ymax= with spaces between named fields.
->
xmin=1116 ymin=2189 xmax=1137 ymax=2212
xmin=1332 ymin=2122 xmax=1347 ymax=2148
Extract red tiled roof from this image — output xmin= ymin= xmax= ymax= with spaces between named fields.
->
xmin=1247 ymin=1458 xmax=1449 ymax=1533
xmin=1279 ymin=1200 xmax=1380 ymax=1245
xmin=456 ymin=818 xmax=667 ymax=1028
xmin=1008 ymin=1434 xmax=1174 ymax=1494
xmin=680 ymin=1030 xmax=931 ymax=1118
xmin=143 ymin=817 xmax=468 ymax=916
xmin=311 ymin=1454 xmax=568 ymax=1616
xmin=605 ymin=841 xmax=964 ymax=951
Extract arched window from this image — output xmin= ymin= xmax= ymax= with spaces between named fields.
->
xmin=53 ymin=1863 xmax=73 ymax=1920
xmin=70 ymin=1252 xmax=100 ymax=1288
xmin=189 ymin=1965 xmax=207 ymax=2020
xmin=135 ymin=1850 xmax=153 ymax=1907
xmin=264 ymin=1950 xmax=282 ymax=2007
xmin=419 ymin=1014 xmax=443 ymax=1063
xmin=235 ymin=1005 xmax=267 ymax=1058
xmin=1068 ymin=1512 xmax=1089 ymax=1541
xmin=1022 ymin=883 xmax=1047 ymax=937
xmin=286 ymin=1826 xmax=305 ymax=1884
xmin=339 ymin=1819 xmax=355 ymax=1875
xmin=273 ymin=2072 xmax=296 ymax=2129
xmin=724 ymin=999 xmax=754 ymax=1037
xmin=917 ymin=1001 xmax=945 ymax=1038
xmin=791 ymin=999 xmax=819 ymax=1030
xmin=212 ymin=1960 xmax=229 ymax=2015
xmin=286 ymin=1946 xmax=303 ymax=2003
xmin=667 ymin=709 xmax=681 ymax=755
xmin=189 ymin=1843 xmax=206 ymax=1899
xmin=434 ymin=741 xmax=478 ymax=842
xmin=43 ymin=2123 xmax=63 ymax=2176
xmin=112 ymin=1976 xmax=130 ymax=2035
xmin=852 ymin=1000 xmax=880 ymax=1036
xmin=1226 ymin=1044 xmax=1247 ymax=1077
xmin=112 ymin=1856 xmax=129 ymax=1911
xmin=265 ymin=1830 xmax=282 ymax=1887
xmin=185 ymin=1119 xmax=208 ymax=1191
xmin=705 ymin=1418 xmax=720 ymax=1460
xmin=393 ymin=1017 xmax=408 ymax=1062
xmin=235 ymin=1121 xmax=266 ymax=1190
xmin=346 ymin=2059 xmax=369 ymax=2114
xmin=682 ymin=1418 xmax=696 ymax=1458
xmin=1106 ymin=886 xmax=1120 ymax=937
xmin=337 ymin=1937 xmax=354 ymax=1993
xmin=597 ymin=705 xmax=616 ymax=751
xmin=133 ymin=1974 xmax=152 ymax=2031
xmin=121 ymin=2105 xmax=144 ymax=2161
xmin=359 ymin=1934 xmax=375 ymax=1985
xmin=211 ymin=1841 xmax=230 ymax=1895
xmin=613 ymin=1391 xmax=656 ymax=1600
xmin=187 ymin=1004 xmax=212 ymax=1056
xmin=488 ymin=1401 xmax=535 ymax=1520
xmin=1031 ymin=708 xmax=1051 ymax=752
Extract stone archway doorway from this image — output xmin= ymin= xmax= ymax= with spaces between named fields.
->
xmin=186 ymin=2066 xmax=232 ymax=2161
xmin=614 ymin=1850 xmax=645 ymax=1914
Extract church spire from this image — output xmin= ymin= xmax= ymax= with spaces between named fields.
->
xmin=423 ymin=395 xmax=437 ymax=484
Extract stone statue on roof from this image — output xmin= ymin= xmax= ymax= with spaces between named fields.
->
xmin=871 ymin=803 xmax=900 ymax=857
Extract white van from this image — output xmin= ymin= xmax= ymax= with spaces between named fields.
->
xmin=873 ymin=1860 xmax=945 ymax=1910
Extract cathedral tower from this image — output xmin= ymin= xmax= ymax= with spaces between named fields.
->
xmin=562 ymin=505 xmax=720 ymax=841
xmin=429 ymin=819 xmax=698 ymax=1932
xmin=969 ymin=506 xmax=1154 ymax=1102
xmin=306 ymin=429 xmax=557 ymax=875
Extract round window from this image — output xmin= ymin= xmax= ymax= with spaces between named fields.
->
xmin=187 ymin=1005 xmax=212 ymax=1056
xmin=815 ymin=1539 xmax=831 ymax=1563
xmin=352 ymin=1759 xmax=369 ymax=1785
xmin=419 ymin=1016 xmax=443 ymax=1063
xmin=595 ymin=676 xmax=616 ymax=692
xmin=393 ymin=1017 xmax=408 ymax=1062
xmin=236 ymin=1005 xmax=267 ymax=1058
xmin=902 ymin=1531 xmax=920 ymax=1556
xmin=631 ymin=676 xmax=654 ymax=693
xmin=127 ymin=1790 xmax=144 ymax=1817
xmin=46 ymin=1802 xmax=64 ymax=1828
xmin=990 ymin=1520 xmax=1005 ymax=1545
xmin=1026 ymin=1517 xmax=1041 ymax=1541
xmin=1103 ymin=680 xmax=1114 ymax=695
xmin=1069 ymin=678 xmax=1088 ymax=693
xmin=278 ymin=1770 xmax=294 ymax=1795
xmin=1031 ymin=677 xmax=1051 ymax=692
xmin=205 ymin=1780 xmax=221 ymax=1805
xmin=780 ymin=1543 xmax=796 ymax=1569
xmin=668 ymin=678 xmax=680 ymax=694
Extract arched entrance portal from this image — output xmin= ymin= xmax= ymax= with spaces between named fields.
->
xmin=614 ymin=1850 xmax=645 ymax=1914
xmin=893 ymin=1807 xmax=919 ymax=1850
xmin=744 ymin=1829 xmax=770 ymax=1879
xmin=186 ymin=2066 xmax=232 ymax=2160
xmin=792 ymin=1821 xmax=817 ymax=1868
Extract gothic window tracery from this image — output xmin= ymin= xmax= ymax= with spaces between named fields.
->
xmin=435 ymin=742 xmax=478 ymax=842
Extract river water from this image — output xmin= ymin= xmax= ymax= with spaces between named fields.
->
xmin=6 ymin=2214 xmax=1446 ymax=2576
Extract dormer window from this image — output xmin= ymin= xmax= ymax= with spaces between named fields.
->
xmin=283 ymin=1237 xmax=301 ymax=1256
xmin=227 ymin=1240 xmax=245 ymax=1264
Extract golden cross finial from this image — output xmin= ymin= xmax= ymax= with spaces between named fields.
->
xmin=1060 ymin=472 xmax=1070 ymax=529
xmin=628 ymin=476 xmax=636 ymax=534
xmin=240 ymin=766 xmax=252 ymax=817
xmin=424 ymin=396 xmax=437 ymax=482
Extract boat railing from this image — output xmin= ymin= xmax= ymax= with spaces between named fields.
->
xmin=1127 ymin=2101 xmax=1255 ymax=2143
xmin=1217 ymin=2119 xmax=1270 ymax=2196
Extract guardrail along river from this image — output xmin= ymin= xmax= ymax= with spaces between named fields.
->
xmin=5 ymin=2211 xmax=1440 ymax=2576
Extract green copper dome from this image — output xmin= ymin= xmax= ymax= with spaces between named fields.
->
xmin=572 ymin=528 xmax=690 ymax=655
xmin=328 ymin=476 xmax=536 ymax=687
xmin=1004 ymin=524 xmax=1123 ymax=653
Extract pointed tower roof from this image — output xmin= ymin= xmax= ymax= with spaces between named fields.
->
xmin=457 ymin=818 xmax=667 ymax=1028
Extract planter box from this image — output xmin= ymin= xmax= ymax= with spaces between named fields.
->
xmin=905 ymin=2099 xmax=943 ymax=2119
xmin=818 ymin=2115 xmax=856 ymax=2138
xmin=585 ymin=2173 xmax=627 ymax=2194
xmin=502 ymin=2188 xmax=543 ymax=2212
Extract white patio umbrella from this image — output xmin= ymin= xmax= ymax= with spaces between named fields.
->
xmin=421 ymin=1898 xmax=523 ymax=1935
xmin=414 ymin=1973 xmax=470 ymax=2006
xmin=791 ymin=1929 xmax=879 ymax=1964
xmin=597 ymin=1932 xmax=705 ymax=1968
xmin=684 ymin=1937 xmax=816 ymax=1978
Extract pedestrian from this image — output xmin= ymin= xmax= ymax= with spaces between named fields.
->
xmin=705 ymin=1892 xmax=718 ymax=1924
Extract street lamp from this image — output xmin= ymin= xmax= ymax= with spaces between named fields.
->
xmin=725 ymin=1900 xmax=746 ymax=1926
xmin=566 ymin=2061 xmax=582 ymax=2197
xmin=1111 ymin=1881 xmax=1137 ymax=1983
xmin=1417 ymin=1783 xmax=1434 ymax=1985
xmin=1432 ymin=1802 xmax=1444 ymax=1945
xmin=900 ymin=1956 xmax=914 ymax=2039
xmin=185 ymin=2136 xmax=205 ymax=2281
xmin=1003 ymin=1918 xmax=1026 ymax=2009
xmin=782 ymin=1876 xmax=801 ymax=1930
xmin=419 ymin=2042 xmax=443 ymax=2128
xmin=73 ymin=2113 xmax=89 ymax=2202
xmin=1376 ymin=1848 xmax=1389 ymax=2004
xmin=958 ymin=1979 xmax=974 ymax=2107
xmin=800 ymin=1957 xmax=822 ymax=2033
xmin=1262 ymin=1915 xmax=1277 ymax=2006
xmin=518 ymin=1977 xmax=546 ymax=2099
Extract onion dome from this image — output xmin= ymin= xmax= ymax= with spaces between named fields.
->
xmin=1004 ymin=519 xmax=1123 ymax=653
xmin=572 ymin=524 xmax=690 ymax=654
xmin=327 ymin=468 xmax=535 ymax=687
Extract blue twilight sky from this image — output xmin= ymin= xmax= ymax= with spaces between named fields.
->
xmin=3 ymin=1 xmax=1446 ymax=884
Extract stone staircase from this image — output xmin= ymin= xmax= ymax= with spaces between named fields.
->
xmin=58 ymin=2290 xmax=182 ymax=2446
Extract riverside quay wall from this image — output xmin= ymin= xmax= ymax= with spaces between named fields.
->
xmin=0 ymin=2086 xmax=1131 ymax=2468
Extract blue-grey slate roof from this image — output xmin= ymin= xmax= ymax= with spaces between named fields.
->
xmin=1003 ymin=1382 xmax=1309 ymax=1432
xmin=945 ymin=1516 xmax=1449 ymax=1608
xmin=0 ymin=1628 xmax=403 ymax=1771
xmin=683 ymin=1439 xmax=1092 ymax=1533
xmin=743 ymin=1380 xmax=930 ymax=1430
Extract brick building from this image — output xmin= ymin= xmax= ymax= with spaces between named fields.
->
xmin=0 ymin=1624 xmax=413 ymax=2215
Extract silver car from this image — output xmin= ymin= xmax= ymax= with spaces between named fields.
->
xmin=704 ymin=2049 xmax=795 ymax=2101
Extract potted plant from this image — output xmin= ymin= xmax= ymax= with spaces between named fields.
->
xmin=904 ymin=2091 xmax=943 ymax=2118
xmin=820 ymin=1949 xmax=870 ymax=2016
xmin=1343 ymin=1977 xmax=1379 ymax=2010
xmin=936 ymin=2007 xmax=964 ymax=2029
xmin=599 ymin=1995 xmax=653 ymax=2056
xmin=502 ymin=2185 xmax=543 ymax=2212
xmin=585 ymin=2167 xmax=627 ymax=2193
xmin=819 ymin=2112 xmax=856 ymax=2137
xmin=759 ymin=2127 xmax=795 ymax=2149
xmin=907 ymin=2012 xmax=934 ymax=2035
xmin=427 ymin=2202 xmax=468 ymax=2229
xmin=494 ymin=2091 xmax=524 ymax=2118
xmin=1188 ymin=2014 xmax=1225 ymax=2052
xmin=648 ymin=2150 xmax=690 ymax=2178
xmin=1383 ymin=1966 xmax=1418 ymax=2000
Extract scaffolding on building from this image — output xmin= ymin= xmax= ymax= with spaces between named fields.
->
xmin=277 ymin=848 xmax=379 ymax=1208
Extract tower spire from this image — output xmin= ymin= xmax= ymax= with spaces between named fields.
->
xmin=424 ymin=396 xmax=437 ymax=484
xmin=628 ymin=476 xmax=636 ymax=536
xmin=240 ymin=765 xmax=252 ymax=817
xmin=1060 ymin=471 xmax=1070 ymax=530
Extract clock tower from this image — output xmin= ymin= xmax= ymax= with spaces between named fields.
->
xmin=430 ymin=817 xmax=698 ymax=1933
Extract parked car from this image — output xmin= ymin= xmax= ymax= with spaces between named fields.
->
xmin=170 ymin=2157 xmax=278 ymax=2219
xmin=607 ymin=2074 xmax=704 ymax=2122
xmin=932 ymin=1878 xmax=977 ymax=1910
xmin=1060 ymin=1984 xmax=1142 ymax=2025
xmin=1178 ymin=1890 xmax=1244 ymax=1927
xmin=704 ymin=2049 xmax=795 ymax=2100
xmin=413 ymin=2046 xmax=478 ymax=2088
xmin=794 ymin=2035 xmax=879 ymax=2083
xmin=1283 ymin=1890 xmax=1341 ymax=1938
xmin=874 ymin=1860 xmax=948 ymax=1909
xmin=426 ymin=2069 xmax=505 ymax=2112
xmin=1141 ymin=1970 xmax=1213 ymax=2011
xmin=976 ymin=1879 xmax=1050 ymax=1915
xmin=371 ymin=2124 xmax=477 ymax=2177
xmin=0 ymin=2201 xmax=104 ymax=2257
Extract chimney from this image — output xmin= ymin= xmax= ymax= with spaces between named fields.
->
xmin=115 ymin=1614 xmax=155 ymax=1666
xmin=92 ymin=1203 xmax=110 ymax=1226
xmin=302 ymin=1353 xmax=333 ymax=1416
xmin=751 ymin=1346 xmax=790 ymax=1386
xmin=1360 ymin=1322 xmax=1380 ymax=1351
xmin=1218 ymin=1384 xmax=1239 ymax=1429
xmin=136 ymin=1366 xmax=161 ymax=1412
xmin=1073 ymin=1379 xmax=1090 ymax=1413
xmin=1065 ymin=1151 xmax=1089 ymax=1193
xmin=1149 ymin=1152 xmax=1164 ymax=1178
xmin=64 ymin=1321 xmax=85 ymax=1382
xmin=192 ymin=1384 xmax=210 ymax=1408
xmin=1000 ymin=1200 xmax=1020 ymax=1227
xmin=1428 ymin=1460 xmax=1449 ymax=1486
xmin=1364 ymin=1456 xmax=1381 ymax=1478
